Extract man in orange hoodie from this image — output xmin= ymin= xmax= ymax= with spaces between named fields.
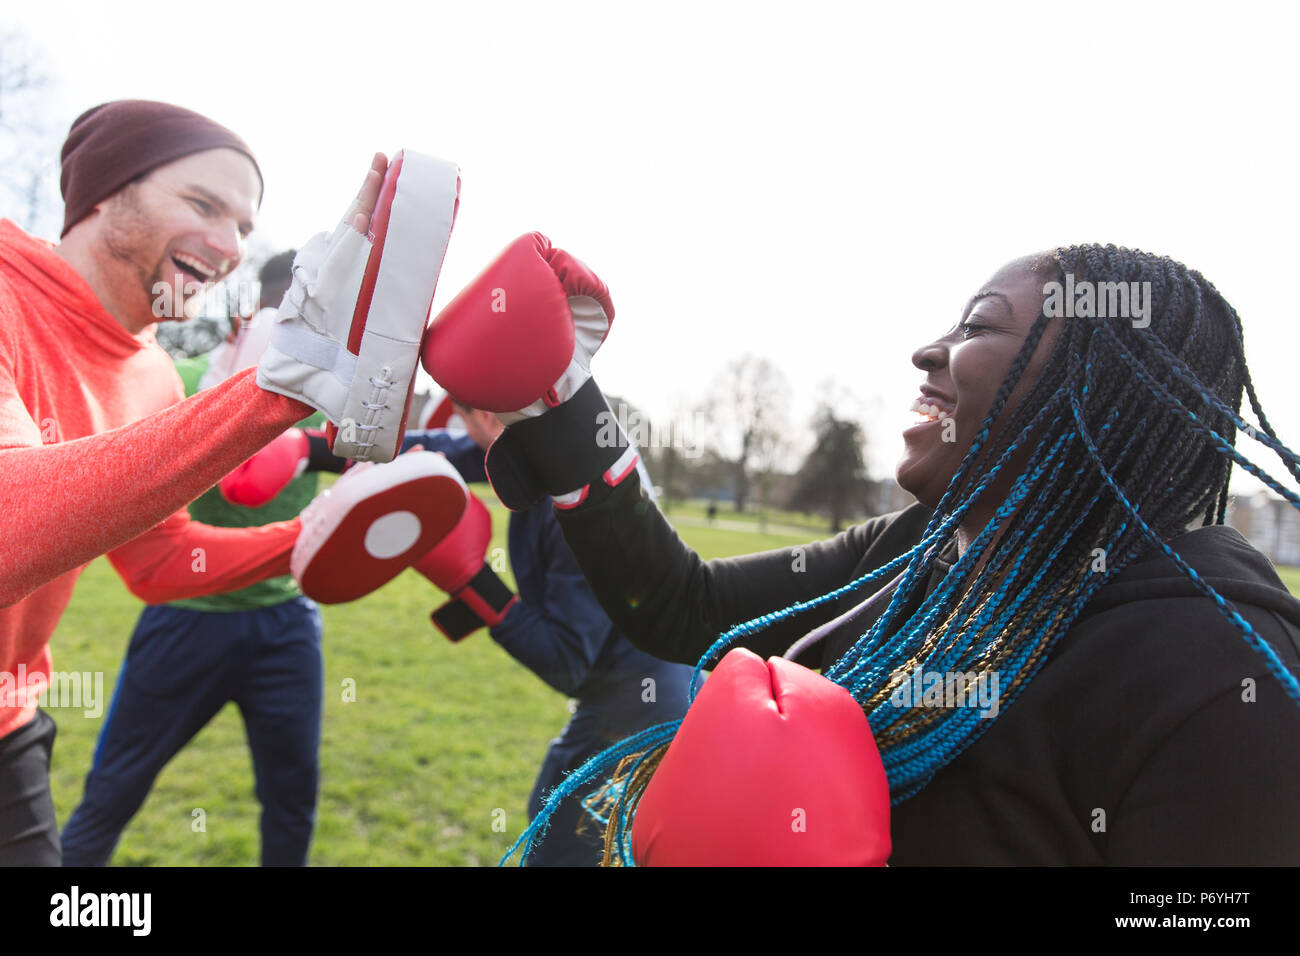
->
xmin=0 ymin=100 xmax=447 ymax=864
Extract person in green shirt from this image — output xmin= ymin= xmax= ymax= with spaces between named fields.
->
xmin=62 ymin=252 xmax=329 ymax=866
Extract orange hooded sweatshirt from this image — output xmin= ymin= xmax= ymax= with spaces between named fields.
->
xmin=0 ymin=219 xmax=312 ymax=740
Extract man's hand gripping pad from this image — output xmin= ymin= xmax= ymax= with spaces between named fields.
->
xmin=631 ymin=648 xmax=892 ymax=866
xmin=292 ymin=451 xmax=468 ymax=604
xmin=260 ymin=150 xmax=459 ymax=463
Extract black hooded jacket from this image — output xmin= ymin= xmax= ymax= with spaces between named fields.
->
xmin=556 ymin=478 xmax=1300 ymax=865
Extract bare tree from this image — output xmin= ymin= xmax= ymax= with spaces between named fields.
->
xmin=699 ymin=354 xmax=793 ymax=513
xmin=0 ymin=30 xmax=63 ymax=237
xmin=788 ymin=403 xmax=871 ymax=532
xmin=637 ymin=393 xmax=708 ymax=511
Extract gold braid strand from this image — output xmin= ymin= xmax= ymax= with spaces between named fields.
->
xmin=582 ymin=743 xmax=670 ymax=867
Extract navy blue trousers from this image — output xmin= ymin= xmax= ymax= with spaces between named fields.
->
xmin=524 ymin=679 xmax=694 ymax=867
xmin=61 ymin=597 xmax=323 ymax=866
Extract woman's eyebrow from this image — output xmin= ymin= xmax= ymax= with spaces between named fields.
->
xmin=968 ymin=291 xmax=1012 ymax=310
xmin=956 ymin=290 xmax=1015 ymax=326
xmin=961 ymin=291 xmax=1019 ymax=321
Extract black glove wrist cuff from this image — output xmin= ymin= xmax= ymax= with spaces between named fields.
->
xmin=430 ymin=565 xmax=516 ymax=642
xmin=306 ymin=429 xmax=348 ymax=473
xmin=484 ymin=377 xmax=638 ymax=511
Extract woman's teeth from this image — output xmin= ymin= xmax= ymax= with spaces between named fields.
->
xmin=910 ymin=397 xmax=952 ymax=422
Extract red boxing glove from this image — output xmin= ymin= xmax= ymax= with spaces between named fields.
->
xmin=422 ymin=234 xmax=637 ymax=511
xmin=631 ymin=648 xmax=892 ymax=866
xmin=413 ymin=490 xmax=517 ymax=641
xmin=422 ymin=232 xmax=613 ymax=416
xmin=220 ymin=427 xmax=311 ymax=508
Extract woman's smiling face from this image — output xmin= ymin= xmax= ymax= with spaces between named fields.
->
xmin=896 ymin=255 xmax=1062 ymax=509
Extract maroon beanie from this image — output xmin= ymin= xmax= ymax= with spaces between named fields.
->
xmin=59 ymin=99 xmax=263 ymax=237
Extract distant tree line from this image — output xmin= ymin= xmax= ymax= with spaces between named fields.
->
xmin=632 ymin=354 xmax=906 ymax=532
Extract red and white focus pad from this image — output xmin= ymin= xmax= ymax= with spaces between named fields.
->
xmin=292 ymin=451 xmax=467 ymax=604
xmin=324 ymin=150 xmax=460 ymax=462
xmin=259 ymin=152 xmax=459 ymax=464
xmin=631 ymin=648 xmax=892 ymax=866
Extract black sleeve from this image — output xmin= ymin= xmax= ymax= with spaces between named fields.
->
xmin=554 ymin=471 xmax=892 ymax=668
xmin=305 ymin=428 xmax=347 ymax=473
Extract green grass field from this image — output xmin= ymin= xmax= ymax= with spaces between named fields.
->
xmin=44 ymin=501 xmax=1300 ymax=866
xmin=661 ymin=497 xmax=837 ymax=535
xmin=46 ymin=494 xmax=812 ymax=867
xmin=1277 ymin=565 xmax=1300 ymax=597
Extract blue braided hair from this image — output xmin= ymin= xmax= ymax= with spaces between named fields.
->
xmin=503 ymin=244 xmax=1300 ymax=865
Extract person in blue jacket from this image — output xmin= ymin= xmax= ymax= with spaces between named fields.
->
xmin=308 ymin=403 xmax=695 ymax=865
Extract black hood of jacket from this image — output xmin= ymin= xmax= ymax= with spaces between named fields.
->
xmin=1082 ymin=524 xmax=1300 ymax=645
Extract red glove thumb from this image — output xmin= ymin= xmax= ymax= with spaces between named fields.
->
xmin=220 ymin=427 xmax=310 ymax=507
xmin=631 ymin=648 xmax=892 ymax=866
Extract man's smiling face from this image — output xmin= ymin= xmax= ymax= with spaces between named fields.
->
xmin=98 ymin=147 xmax=260 ymax=325
xmin=896 ymin=255 xmax=1062 ymax=509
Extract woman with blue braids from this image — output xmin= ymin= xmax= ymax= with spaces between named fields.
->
xmin=430 ymin=237 xmax=1300 ymax=865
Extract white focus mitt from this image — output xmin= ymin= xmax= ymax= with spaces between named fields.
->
xmin=258 ymin=150 xmax=459 ymax=462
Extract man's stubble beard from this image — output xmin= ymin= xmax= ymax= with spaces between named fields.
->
xmin=99 ymin=184 xmax=185 ymax=326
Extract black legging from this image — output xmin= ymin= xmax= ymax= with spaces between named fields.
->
xmin=0 ymin=710 xmax=60 ymax=866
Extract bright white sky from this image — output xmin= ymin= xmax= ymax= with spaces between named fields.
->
xmin=9 ymin=0 xmax=1300 ymax=495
